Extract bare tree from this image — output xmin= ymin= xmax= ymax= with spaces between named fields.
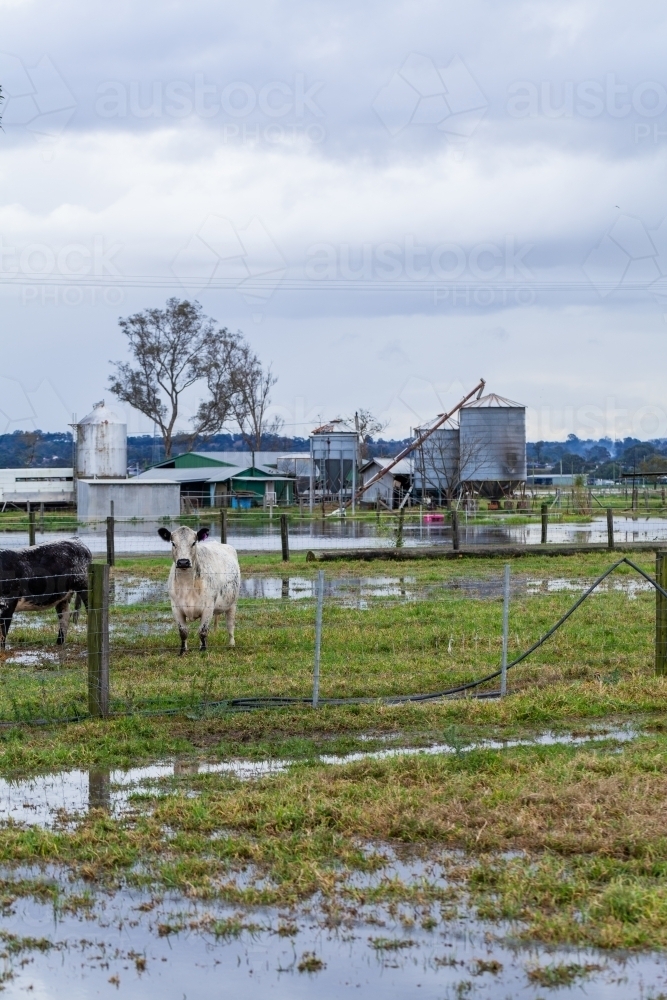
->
xmin=350 ymin=409 xmax=389 ymax=459
xmin=109 ymin=298 xmax=215 ymax=458
xmin=230 ymin=344 xmax=283 ymax=452
xmin=419 ymin=425 xmax=483 ymax=505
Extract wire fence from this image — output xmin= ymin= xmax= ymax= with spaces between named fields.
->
xmin=0 ymin=553 xmax=665 ymax=725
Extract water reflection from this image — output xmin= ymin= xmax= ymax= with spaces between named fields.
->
xmin=88 ymin=769 xmax=110 ymax=811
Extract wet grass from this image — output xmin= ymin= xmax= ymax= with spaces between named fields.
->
xmin=0 ymin=552 xmax=664 ymax=952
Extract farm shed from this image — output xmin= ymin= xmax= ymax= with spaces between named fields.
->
xmin=0 ymin=468 xmax=74 ymax=508
xmin=138 ymin=452 xmax=295 ymax=507
xmin=360 ymin=457 xmax=413 ymax=509
xmin=77 ymin=479 xmax=180 ymax=518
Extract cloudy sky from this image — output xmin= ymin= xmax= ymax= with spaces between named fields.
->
xmin=1 ymin=0 xmax=666 ymax=441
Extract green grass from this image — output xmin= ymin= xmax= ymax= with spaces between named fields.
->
xmin=0 ymin=551 xmax=664 ymax=952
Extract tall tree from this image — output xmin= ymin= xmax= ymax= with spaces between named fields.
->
xmin=230 ymin=344 xmax=283 ymax=452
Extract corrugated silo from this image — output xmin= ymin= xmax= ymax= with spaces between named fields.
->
xmin=415 ymin=423 xmax=460 ymax=498
xmin=309 ymin=420 xmax=360 ymax=511
xmin=459 ymin=394 xmax=526 ymax=496
xmin=76 ymin=401 xmax=127 ymax=479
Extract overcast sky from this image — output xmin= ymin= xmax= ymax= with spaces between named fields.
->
xmin=1 ymin=0 xmax=666 ymax=442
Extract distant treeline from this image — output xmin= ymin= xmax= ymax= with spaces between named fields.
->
xmin=0 ymin=430 xmax=665 ymax=477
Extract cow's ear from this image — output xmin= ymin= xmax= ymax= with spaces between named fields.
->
xmin=196 ymin=528 xmax=209 ymax=542
xmin=158 ymin=528 xmax=172 ymax=542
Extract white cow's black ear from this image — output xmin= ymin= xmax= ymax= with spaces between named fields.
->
xmin=196 ymin=528 xmax=209 ymax=542
xmin=158 ymin=528 xmax=172 ymax=542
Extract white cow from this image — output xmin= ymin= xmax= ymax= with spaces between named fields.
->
xmin=158 ymin=525 xmax=241 ymax=654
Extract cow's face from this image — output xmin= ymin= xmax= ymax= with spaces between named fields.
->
xmin=158 ymin=526 xmax=209 ymax=569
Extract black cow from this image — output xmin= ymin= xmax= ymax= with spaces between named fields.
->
xmin=0 ymin=540 xmax=92 ymax=648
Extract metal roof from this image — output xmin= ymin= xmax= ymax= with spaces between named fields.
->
xmin=361 ymin=457 xmax=413 ymax=476
xmin=462 ymin=393 xmax=524 ymax=408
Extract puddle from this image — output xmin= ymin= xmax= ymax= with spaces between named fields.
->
xmin=0 ymin=726 xmax=637 ymax=830
xmin=112 ymin=572 xmax=657 ymax=608
xmin=3 ymin=651 xmax=61 ymax=667
xmin=0 ymin=865 xmax=664 ymax=998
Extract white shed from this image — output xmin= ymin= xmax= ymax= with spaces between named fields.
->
xmin=360 ymin=457 xmax=413 ymax=509
xmin=77 ymin=479 xmax=180 ymax=518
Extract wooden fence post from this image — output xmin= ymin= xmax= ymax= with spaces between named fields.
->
xmin=280 ymin=513 xmax=290 ymax=561
xmin=541 ymin=503 xmax=548 ymax=544
xmin=88 ymin=563 xmax=110 ymax=718
xmin=451 ymin=509 xmax=459 ymax=551
xmin=656 ymin=552 xmax=667 ymax=676
xmin=28 ymin=506 xmax=36 ymax=547
xmin=607 ymin=507 xmax=614 ymax=550
xmin=220 ymin=508 xmax=228 ymax=544
xmin=313 ymin=569 xmax=324 ymax=707
xmin=106 ymin=501 xmax=115 ymax=566
xmin=396 ymin=506 xmax=405 ymax=548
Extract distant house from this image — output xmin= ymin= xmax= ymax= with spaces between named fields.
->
xmin=359 ymin=457 xmax=413 ymax=509
xmin=135 ymin=451 xmax=295 ymax=507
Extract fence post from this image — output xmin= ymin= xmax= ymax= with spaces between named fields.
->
xmin=220 ymin=508 xmax=227 ymax=544
xmin=607 ymin=507 xmax=614 ymax=550
xmin=656 ymin=552 xmax=667 ymax=676
xmin=28 ymin=506 xmax=36 ymax=547
xmin=501 ymin=563 xmax=510 ymax=696
xmin=280 ymin=513 xmax=290 ymax=561
xmin=106 ymin=501 xmax=115 ymax=566
xmin=313 ymin=569 xmax=324 ymax=708
xmin=451 ymin=509 xmax=459 ymax=551
xmin=396 ymin=506 xmax=405 ymax=548
xmin=88 ymin=563 xmax=110 ymax=718
xmin=541 ymin=503 xmax=548 ymax=544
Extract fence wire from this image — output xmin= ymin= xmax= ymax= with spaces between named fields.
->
xmin=0 ymin=556 xmax=663 ymax=724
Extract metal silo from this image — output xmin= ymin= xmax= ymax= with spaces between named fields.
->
xmin=76 ymin=401 xmax=127 ymax=479
xmin=459 ymin=394 xmax=526 ymax=496
xmin=309 ymin=420 xmax=360 ymax=511
xmin=414 ymin=422 xmax=460 ymax=499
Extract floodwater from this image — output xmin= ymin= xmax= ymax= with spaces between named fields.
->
xmin=0 ymin=726 xmax=636 ymax=830
xmin=1 ymin=513 xmax=667 ymax=554
xmin=111 ymin=572 xmax=655 ymax=606
xmin=0 ymin=875 xmax=665 ymax=999
xmin=0 ymin=724 xmax=660 ymax=999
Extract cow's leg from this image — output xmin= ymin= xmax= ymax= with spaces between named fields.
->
xmin=225 ymin=603 xmax=236 ymax=648
xmin=55 ymin=596 xmax=71 ymax=646
xmin=72 ymin=592 xmax=83 ymax=625
xmin=173 ymin=606 xmax=189 ymax=656
xmin=0 ymin=602 xmax=17 ymax=651
xmin=198 ymin=606 xmax=215 ymax=652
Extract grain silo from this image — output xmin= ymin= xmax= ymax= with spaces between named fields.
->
xmin=75 ymin=401 xmax=127 ymax=479
xmin=414 ymin=422 xmax=461 ymax=500
xmin=459 ymin=394 xmax=526 ymax=497
xmin=309 ymin=420 xmax=360 ymax=511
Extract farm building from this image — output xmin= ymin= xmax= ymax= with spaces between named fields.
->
xmin=137 ymin=452 xmax=296 ymax=507
xmin=0 ymin=468 xmax=74 ymax=509
xmin=360 ymin=457 xmax=413 ymax=509
xmin=309 ymin=420 xmax=361 ymax=510
xmin=77 ymin=478 xmax=180 ymax=518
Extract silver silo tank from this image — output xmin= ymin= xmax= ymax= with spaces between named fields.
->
xmin=76 ymin=401 xmax=127 ymax=479
xmin=415 ymin=423 xmax=460 ymax=496
xmin=309 ymin=420 xmax=360 ymax=510
xmin=459 ymin=394 xmax=526 ymax=493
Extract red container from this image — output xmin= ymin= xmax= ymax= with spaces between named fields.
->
xmin=423 ymin=513 xmax=445 ymax=524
